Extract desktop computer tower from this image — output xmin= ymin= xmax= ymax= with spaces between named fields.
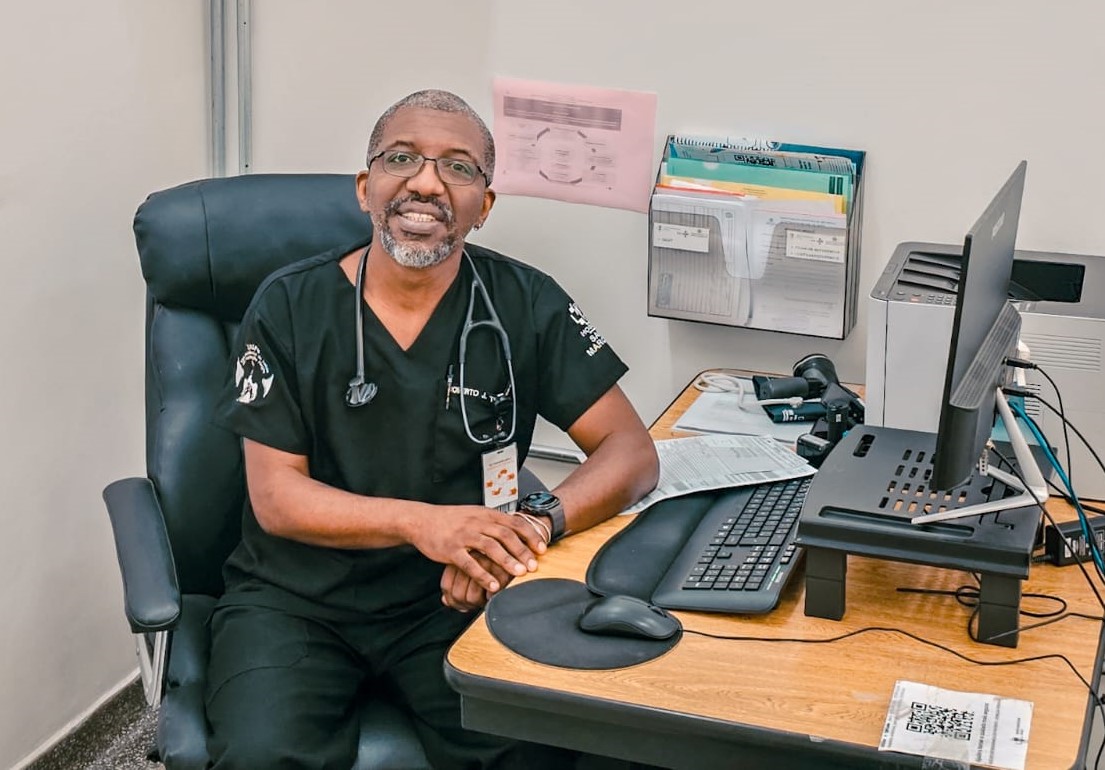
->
xmin=866 ymin=241 xmax=1105 ymax=499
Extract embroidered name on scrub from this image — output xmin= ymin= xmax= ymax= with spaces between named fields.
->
xmin=447 ymin=384 xmax=506 ymax=403
xmin=568 ymin=302 xmax=608 ymax=357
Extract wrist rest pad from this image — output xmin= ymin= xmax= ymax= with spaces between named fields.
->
xmin=586 ymin=491 xmax=719 ymax=601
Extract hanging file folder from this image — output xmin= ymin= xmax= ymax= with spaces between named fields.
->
xmin=647 ymin=134 xmax=865 ymax=339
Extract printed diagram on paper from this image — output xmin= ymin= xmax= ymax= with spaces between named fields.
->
xmin=492 ymin=77 xmax=657 ymax=212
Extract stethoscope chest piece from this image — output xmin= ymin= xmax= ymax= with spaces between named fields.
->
xmin=346 ymin=377 xmax=378 ymax=408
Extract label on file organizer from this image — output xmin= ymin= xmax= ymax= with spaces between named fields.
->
xmin=653 ymin=222 xmax=710 ymax=253
xmin=785 ymin=229 xmax=846 ymax=263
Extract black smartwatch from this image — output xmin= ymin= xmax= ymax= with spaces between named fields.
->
xmin=518 ymin=491 xmax=566 ymax=542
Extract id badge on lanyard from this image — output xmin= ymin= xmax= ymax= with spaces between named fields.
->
xmin=482 ymin=443 xmax=519 ymax=512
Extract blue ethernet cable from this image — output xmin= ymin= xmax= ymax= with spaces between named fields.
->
xmin=1009 ymin=400 xmax=1105 ymax=577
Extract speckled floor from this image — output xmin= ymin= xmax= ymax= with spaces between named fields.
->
xmin=28 ymin=680 xmax=162 ymax=770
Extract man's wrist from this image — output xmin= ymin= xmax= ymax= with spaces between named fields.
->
xmin=515 ymin=512 xmax=551 ymax=545
xmin=518 ymin=491 xmax=566 ymax=541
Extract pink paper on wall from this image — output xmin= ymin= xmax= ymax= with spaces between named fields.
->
xmin=491 ymin=77 xmax=658 ymax=213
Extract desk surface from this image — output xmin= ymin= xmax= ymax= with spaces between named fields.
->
xmin=446 ymin=374 xmax=1105 ymax=769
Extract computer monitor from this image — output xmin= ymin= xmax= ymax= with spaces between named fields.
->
xmin=931 ymin=162 xmax=1026 ymax=488
xmin=913 ymin=161 xmax=1049 ymax=524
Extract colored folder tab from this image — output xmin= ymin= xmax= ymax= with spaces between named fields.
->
xmin=658 ymin=174 xmax=845 ymax=215
xmin=666 ymin=156 xmax=854 ymax=213
xmin=669 ymin=135 xmax=864 ymax=177
xmin=669 ymin=137 xmax=856 ymax=175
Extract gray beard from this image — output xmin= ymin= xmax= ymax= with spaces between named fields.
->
xmin=377 ymin=224 xmax=456 ymax=268
xmin=374 ymin=194 xmax=459 ymax=269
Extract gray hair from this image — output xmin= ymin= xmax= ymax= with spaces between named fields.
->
xmin=366 ymin=89 xmax=495 ymax=184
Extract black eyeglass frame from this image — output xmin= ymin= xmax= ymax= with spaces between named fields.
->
xmin=368 ymin=150 xmax=490 ymax=187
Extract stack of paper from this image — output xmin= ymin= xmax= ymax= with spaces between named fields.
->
xmin=621 ymin=434 xmax=815 ymax=516
xmin=647 ymin=134 xmax=865 ymax=339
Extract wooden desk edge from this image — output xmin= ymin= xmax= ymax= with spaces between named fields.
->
xmin=444 ymin=658 xmax=903 ymax=769
xmin=448 ymin=370 xmax=1105 ymax=769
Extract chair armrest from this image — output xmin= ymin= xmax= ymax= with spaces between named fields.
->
xmin=103 ymin=477 xmax=182 ymax=633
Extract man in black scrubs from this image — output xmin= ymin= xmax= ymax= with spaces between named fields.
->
xmin=207 ymin=89 xmax=659 ymax=769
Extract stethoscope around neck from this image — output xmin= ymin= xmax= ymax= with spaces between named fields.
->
xmin=345 ymin=246 xmax=517 ymax=446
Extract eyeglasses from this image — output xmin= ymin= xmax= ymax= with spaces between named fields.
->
xmin=369 ymin=150 xmax=489 ymax=187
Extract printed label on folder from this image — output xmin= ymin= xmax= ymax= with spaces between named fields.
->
xmin=785 ymin=229 xmax=846 ymax=263
xmin=653 ymin=222 xmax=710 ymax=253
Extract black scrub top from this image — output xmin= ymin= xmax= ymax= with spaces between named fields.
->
xmin=215 ymin=239 xmax=628 ymax=616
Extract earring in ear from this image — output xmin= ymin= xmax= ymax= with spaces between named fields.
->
xmin=473 ymin=221 xmax=483 ymax=230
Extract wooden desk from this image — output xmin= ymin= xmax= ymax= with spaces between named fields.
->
xmin=446 ymin=375 xmax=1105 ymax=769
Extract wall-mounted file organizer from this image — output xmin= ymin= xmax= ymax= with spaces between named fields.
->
xmin=647 ymin=135 xmax=865 ymax=339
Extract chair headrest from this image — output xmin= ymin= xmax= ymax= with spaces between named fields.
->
xmin=134 ymin=173 xmax=373 ymax=321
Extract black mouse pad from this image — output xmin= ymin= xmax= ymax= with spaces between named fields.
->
xmin=483 ymin=578 xmax=681 ymax=670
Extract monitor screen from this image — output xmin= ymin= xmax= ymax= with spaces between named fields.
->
xmin=930 ymin=162 xmax=1027 ymax=490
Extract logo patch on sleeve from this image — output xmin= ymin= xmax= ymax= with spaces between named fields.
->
xmin=234 ymin=343 xmax=275 ymax=404
xmin=567 ymin=302 xmax=608 ymax=357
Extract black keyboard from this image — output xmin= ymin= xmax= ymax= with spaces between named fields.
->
xmin=651 ymin=477 xmax=812 ymax=614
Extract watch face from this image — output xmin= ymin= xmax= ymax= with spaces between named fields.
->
xmin=524 ymin=491 xmax=557 ymax=509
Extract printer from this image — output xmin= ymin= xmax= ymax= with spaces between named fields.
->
xmin=866 ymin=241 xmax=1105 ymax=499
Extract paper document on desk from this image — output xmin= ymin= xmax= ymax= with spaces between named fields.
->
xmin=672 ymin=385 xmax=813 ymax=445
xmin=622 ymin=434 xmax=814 ymax=515
xmin=879 ymin=680 xmax=1031 ymax=770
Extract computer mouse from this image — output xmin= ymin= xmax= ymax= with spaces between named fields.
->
xmin=577 ymin=594 xmax=681 ymax=641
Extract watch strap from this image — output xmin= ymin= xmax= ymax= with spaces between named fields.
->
xmin=542 ymin=499 xmax=566 ymax=542
xmin=521 ymin=493 xmax=566 ymax=542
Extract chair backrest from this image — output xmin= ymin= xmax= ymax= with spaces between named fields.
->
xmin=135 ymin=173 xmax=373 ymax=596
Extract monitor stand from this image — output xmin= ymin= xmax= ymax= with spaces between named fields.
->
xmin=794 ymin=425 xmax=1042 ymax=648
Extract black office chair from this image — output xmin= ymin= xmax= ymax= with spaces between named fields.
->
xmin=102 ymin=173 xmax=544 ymax=769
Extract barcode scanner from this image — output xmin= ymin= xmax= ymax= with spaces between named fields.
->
xmin=753 ymin=354 xmax=864 ymax=467
xmin=753 ymin=353 xmax=840 ymax=402
xmin=753 ymin=375 xmax=809 ymax=401
xmin=793 ymin=353 xmax=838 ymax=394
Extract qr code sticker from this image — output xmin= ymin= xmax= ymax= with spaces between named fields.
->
xmin=906 ymin=701 xmax=974 ymax=741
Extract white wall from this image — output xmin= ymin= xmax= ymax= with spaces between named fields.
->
xmin=6 ymin=1 xmax=1105 ymax=765
xmin=246 ymin=2 xmax=495 ymax=173
xmin=247 ymin=0 xmax=1105 ymax=436
xmin=482 ymin=0 xmax=1105 ymax=425
xmin=1 ymin=2 xmax=208 ymax=767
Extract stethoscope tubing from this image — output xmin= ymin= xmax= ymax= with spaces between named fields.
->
xmin=347 ymin=246 xmax=517 ymax=446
